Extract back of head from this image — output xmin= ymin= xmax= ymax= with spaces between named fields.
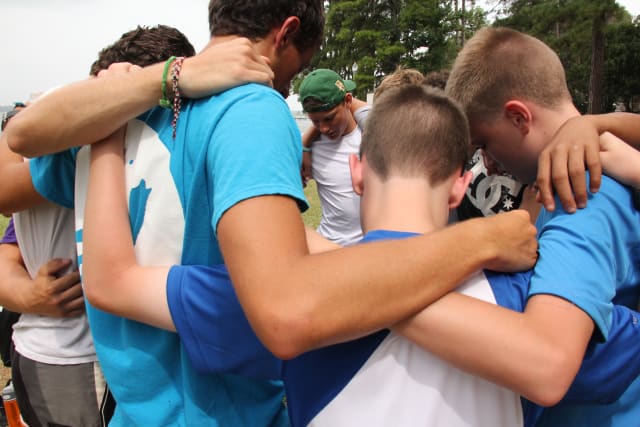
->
xmin=445 ymin=27 xmax=571 ymax=121
xmin=362 ymin=84 xmax=470 ymax=185
xmin=423 ymin=69 xmax=449 ymax=91
xmin=90 ymin=25 xmax=195 ymax=75
xmin=374 ymin=67 xmax=425 ymax=99
xmin=208 ymin=0 xmax=324 ymax=51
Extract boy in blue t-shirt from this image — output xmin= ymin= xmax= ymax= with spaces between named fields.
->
xmin=444 ymin=26 xmax=640 ymax=426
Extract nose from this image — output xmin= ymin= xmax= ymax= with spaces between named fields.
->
xmin=319 ymin=123 xmax=332 ymax=135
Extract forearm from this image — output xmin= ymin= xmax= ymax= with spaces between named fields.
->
xmin=82 ymin=130 xmax=174 ymax=330
xmin=6 ymin=64 xmax=163 ymax=158
xmin=588 ymin=112 xmax=640 ymax=148
xmin=0 ymin=244 xmax=33 ymax=313
xmin=393 ymin=293 xmax=592 ymax=406
xmin=219 ymin=204 xmax=537 ymax=359
xmin=0 ymin=137 xmax=45 ymax=214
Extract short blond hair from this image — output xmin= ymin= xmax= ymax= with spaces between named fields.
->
xmin=445 ymin=27 xmax=571 ymax=121
xmin=374 ymin=67 xmax=425 ymax=99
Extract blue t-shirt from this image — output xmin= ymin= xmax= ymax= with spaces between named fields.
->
xmin=527 ymin=174 xmax=640 ymax=426
xmin=29 ymin=83 xmax=306 ymax=426
xmin=167 ymin=230 xmax=640 ymax=427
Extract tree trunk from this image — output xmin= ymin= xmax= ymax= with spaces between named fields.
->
xmin=588 ymin=10 xmax=605 ymax=114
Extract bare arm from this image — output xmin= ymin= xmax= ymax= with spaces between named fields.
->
xmin=0 ymin=133 xmax=46 ymax=215
xmin=217 ymin=202 xmax=538 ymax=360
xmin=0 ymin=243 xmax=84 ymax=317
xmin=537 ymin=112 xmax=640 ymax=212
xmin=81 ymin=127 xmax=174 ymax=331
xmin=599 ymin=132 xmax=640 ymax=189
xmin=7 ymin=37 xmax=274 ymax=158
xmin=394 ymin=292 xmax=592 ymax=406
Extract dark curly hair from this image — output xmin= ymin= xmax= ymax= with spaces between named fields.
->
xmin=90 ymin=25 xmax=196 ymax=76
xmin=208 ymin=0 xmax=324 ymax=51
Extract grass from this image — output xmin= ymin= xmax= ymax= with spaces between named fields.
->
xmin=302 ymin=179 xmax=321 ymax=229
xmin=0 ymin=216 xmax=8 ymax=237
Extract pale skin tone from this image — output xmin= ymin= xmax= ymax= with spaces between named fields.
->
xmin=9 ymin=21 xmax=538 ymax=359
xmin=536 ymin=112 xmax=640 ymax=212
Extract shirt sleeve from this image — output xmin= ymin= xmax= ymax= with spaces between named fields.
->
xmin=29 ymin=149 xmax=78 ymax=209
xmin=353 ymin=104 xmax=371 ymax=130
xmin=528 ymin=177 xmax=634 ymax=340
xmin=167 ymin=264 xmax=282 ymax=379
xmin=0 ymin=219 xmax=17 ymax=245
xmin=206 ymin=89 xmax=308 ymax=233
xmin=561 ymin=305 xmax=640 ymax=404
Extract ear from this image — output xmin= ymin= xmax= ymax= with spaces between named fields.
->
xmin=349 ymin=153 xmax=364 ymax=195
xmin=274 ymin=16 xmax=301 ymax=49
xmin=448 ymin=170 xmax=473 ymax=209
xmin=504 ymin=100 xmax=531 ymax=136
xmin=344 ymin=92 xmax=353 ymax=107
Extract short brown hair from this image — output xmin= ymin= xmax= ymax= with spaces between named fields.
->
xmin=374 ymin=67 xmax=424 ymax=99
xmin=208 ymin=0 xmax=324 ymax=52
xmin=362 ymin=84 xmax=469 ymax=185
xmin=445 ymin=27 xmax=571 ymax=121
xmin=90 ymin=25 xmax=195 ymax=76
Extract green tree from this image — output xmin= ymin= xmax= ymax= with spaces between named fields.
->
xmin=604 ymin=19 xmax=640 ymax=111
xmin=295 ymin=0 xmax=486 ymax=98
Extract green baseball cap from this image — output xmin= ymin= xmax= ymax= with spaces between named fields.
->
xmin=299 ymin=69 xmax=356 ymax=112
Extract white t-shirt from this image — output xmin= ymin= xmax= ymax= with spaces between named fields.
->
xmin=311 ymin=126 xmax=363 ymax=246
xmin=12 ymin=197 xmax=96 ymax=364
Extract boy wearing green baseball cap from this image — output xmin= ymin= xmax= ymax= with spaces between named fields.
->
xmin=299 ymin=69 xmax=366 ymax=245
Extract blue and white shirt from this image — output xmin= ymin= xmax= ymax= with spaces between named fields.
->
xmin=29 ymin=83 xmax=305 ymax=426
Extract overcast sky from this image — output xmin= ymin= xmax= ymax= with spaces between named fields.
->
xmin=1 ymin=0 xmax=639 ymax=107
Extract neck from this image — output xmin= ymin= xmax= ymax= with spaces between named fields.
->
xmin=535 ymin=101 xmax=582 ymax=144
xmin=206 ymin=35 xmax=268 ymax=56
xmin=343 ymin=115 xmax=357 ymax=135
xmin=360 ymin=176 xmax=451 ymax=235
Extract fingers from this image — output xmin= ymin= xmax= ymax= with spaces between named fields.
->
xmin=58 ymin=291 xmax=86 ymax=318
xmin=38 ymin=258 xmax=73 ymax=277
xmin=564 ymin=144 xmax=587 ymax=211
xmin=50 ymin=279 xmax=85 ymax=318
xmin=535 ymin=150 xmax=556 ymax=212
xmin=584 ymin=143 xmax=602 ymax=194
xmin=488 ymin=210 xmax=539 ymax=272
xmin=96 ymin=62 xmax=141 ymax=78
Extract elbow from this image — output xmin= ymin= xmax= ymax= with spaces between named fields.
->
xmin=3 ymin=114 xmax=43 ymax=158
xmin=525 ymin=348 xmax=577 ymax=407
xmin=251 ymin=301 xmax=317 ymax=360
xmin=82 ymin=276 xmax=107 ymax=312
xmin=6 ymin=119 xmax=36 ymax=158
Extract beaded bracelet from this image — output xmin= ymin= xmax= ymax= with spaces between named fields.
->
xmin=170 ymin=57 xmax=186 ymax=139
xmin=159 ymin=56 xmax=176 ymax=109
xmin=301 ymin=146 xmax=311 ymax=153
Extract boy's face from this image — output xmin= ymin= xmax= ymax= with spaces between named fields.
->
xmin=307 ymin=99 xmax=353 ymax=140
xmin=273 ymin=46 xmax=316 ymax=98
xmin=470 ymin=117 xmax=539 ymax=184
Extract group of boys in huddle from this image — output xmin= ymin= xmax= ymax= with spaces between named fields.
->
xmin=2 ymin=1 xmax=640 ymax=426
